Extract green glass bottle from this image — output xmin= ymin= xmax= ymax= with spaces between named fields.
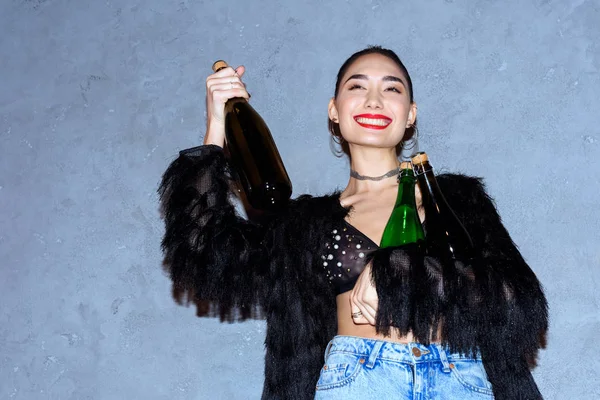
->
xmin=380 ymin=162 xmax=425 ymax=248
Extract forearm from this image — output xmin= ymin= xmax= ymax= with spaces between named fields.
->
xmin=203 ymin=122 xmax=226 ymax=147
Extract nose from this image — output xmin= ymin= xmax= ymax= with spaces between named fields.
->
xmin=365 ymin=91 xmax=383 ymax=109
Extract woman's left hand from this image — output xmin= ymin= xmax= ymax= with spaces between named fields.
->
xmin=350 ymin=263 xmax=378 ymax=325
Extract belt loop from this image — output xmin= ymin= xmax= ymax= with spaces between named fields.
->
xmin=436 ymin=344 xmax=451 ymax=373
xmin=323 ymin=338 xmax=335 ymax=363
xmin=365 ymin=340 xmax=384 ymax=369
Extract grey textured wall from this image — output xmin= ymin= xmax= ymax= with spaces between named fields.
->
xmin=1 ymin=0 xmax=599 ymax=399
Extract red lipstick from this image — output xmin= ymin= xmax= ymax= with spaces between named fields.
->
xmin=353 ymin=114 xmax=392 ymax=130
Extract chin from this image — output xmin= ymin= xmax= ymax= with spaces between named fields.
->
xmin=350 ymin=140 xmax=399 ymax=150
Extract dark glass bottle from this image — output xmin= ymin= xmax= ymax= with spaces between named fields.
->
xmin=380 ymin=162 xmax=425 ymax=248
xmin=212 ymin=60 xmax=292 ymax=211
xmin=411 ymin=152 xmax=473 ymax=262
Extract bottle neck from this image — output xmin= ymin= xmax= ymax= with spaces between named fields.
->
xmin=396 ymin=169 xmax=416 ymax=207
xmin=226 ymin=96 xmax=248 ymax=107
xmin=413 ymin=160 xmax=431 ymax=177
xmin=414 ymin=162 xmax=444 ymax=220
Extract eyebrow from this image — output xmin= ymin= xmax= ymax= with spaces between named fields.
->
xmin=344 ymin=74 xmax=406 ymax=87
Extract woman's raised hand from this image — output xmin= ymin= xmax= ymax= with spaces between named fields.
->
xmin=204 ymin=65 xmax=250 ymax=147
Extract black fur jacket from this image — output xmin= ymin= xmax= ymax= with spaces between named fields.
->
xmin=158 ymin=145 xmax=548 ymax=400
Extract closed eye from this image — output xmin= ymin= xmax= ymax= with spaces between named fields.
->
xmin=348 ymin=84 xmax=364 ymax=90
xmin=385 ymin=87 xmax=402 ymax=93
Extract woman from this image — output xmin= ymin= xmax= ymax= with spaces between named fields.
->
xmin=158 ymin=46 xmax=548 ymax=399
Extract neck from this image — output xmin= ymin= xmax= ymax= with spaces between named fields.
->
xmin=350 ymin=167 xmax=399 ymax=181
xmin=345 ymin=146 xmax=400 ymax=194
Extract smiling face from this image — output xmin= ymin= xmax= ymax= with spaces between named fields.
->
xmin=328 ymin=53 xmax=417 ymax=151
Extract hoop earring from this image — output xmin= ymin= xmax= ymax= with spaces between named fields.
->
xmin=333 ymin=134 xmax=345 ymax=144
xmin=400 ymin=127 xmax=420 ymax=161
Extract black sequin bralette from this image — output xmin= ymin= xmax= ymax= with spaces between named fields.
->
xmin=321 ymin=220 xmax=379 ymax=295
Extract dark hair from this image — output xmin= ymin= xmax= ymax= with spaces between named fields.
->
xmin=328 ymin=46 xmax=418 ymax=157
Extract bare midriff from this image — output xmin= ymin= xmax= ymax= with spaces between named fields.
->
xmin=335 ymin=291 xmax=414 ymax=342
xmin=336 ymin=292 xmax=442 ymax=343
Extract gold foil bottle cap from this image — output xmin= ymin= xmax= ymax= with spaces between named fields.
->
xmin=411 ymin=152 xmax=429 ymax=165
xmin=212 ymin=60 xmax=228 ymax=72
xmin=400 ymin=161 xmax=412 ymax=169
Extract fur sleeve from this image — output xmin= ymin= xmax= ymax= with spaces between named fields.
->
xmin=440 ymin=174 xmax=548 ymax=400
xmin=158 ymin=145 xmax=268 ymax=321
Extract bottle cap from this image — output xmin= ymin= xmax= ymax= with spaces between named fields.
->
xmin=400 ymin=161 xmax=412 ymax=169
xmin=212 ymin=60 xmax=228 ymax=72
xmin=411 ymin=152 xmax=428 ymax=165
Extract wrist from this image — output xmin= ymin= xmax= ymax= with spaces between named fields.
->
xmin=204 ymin=122 xmax=225 ymax=147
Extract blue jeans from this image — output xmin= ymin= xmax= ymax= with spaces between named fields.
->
xmin=314 ymin=336 xmax=494 ymax=399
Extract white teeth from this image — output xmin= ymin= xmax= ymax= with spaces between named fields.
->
xmin=355 ymin=117 xmax=390 ymax=126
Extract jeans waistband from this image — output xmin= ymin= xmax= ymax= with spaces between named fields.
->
xmin=326 ymin=335 xmax=481 ymax=365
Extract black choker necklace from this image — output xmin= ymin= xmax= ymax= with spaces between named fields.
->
xmin=350 ymin=167 xmax=400 ymax=181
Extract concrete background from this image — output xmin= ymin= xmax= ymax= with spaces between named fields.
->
xmin=1 ymin=0 xmax=599 ymax=399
